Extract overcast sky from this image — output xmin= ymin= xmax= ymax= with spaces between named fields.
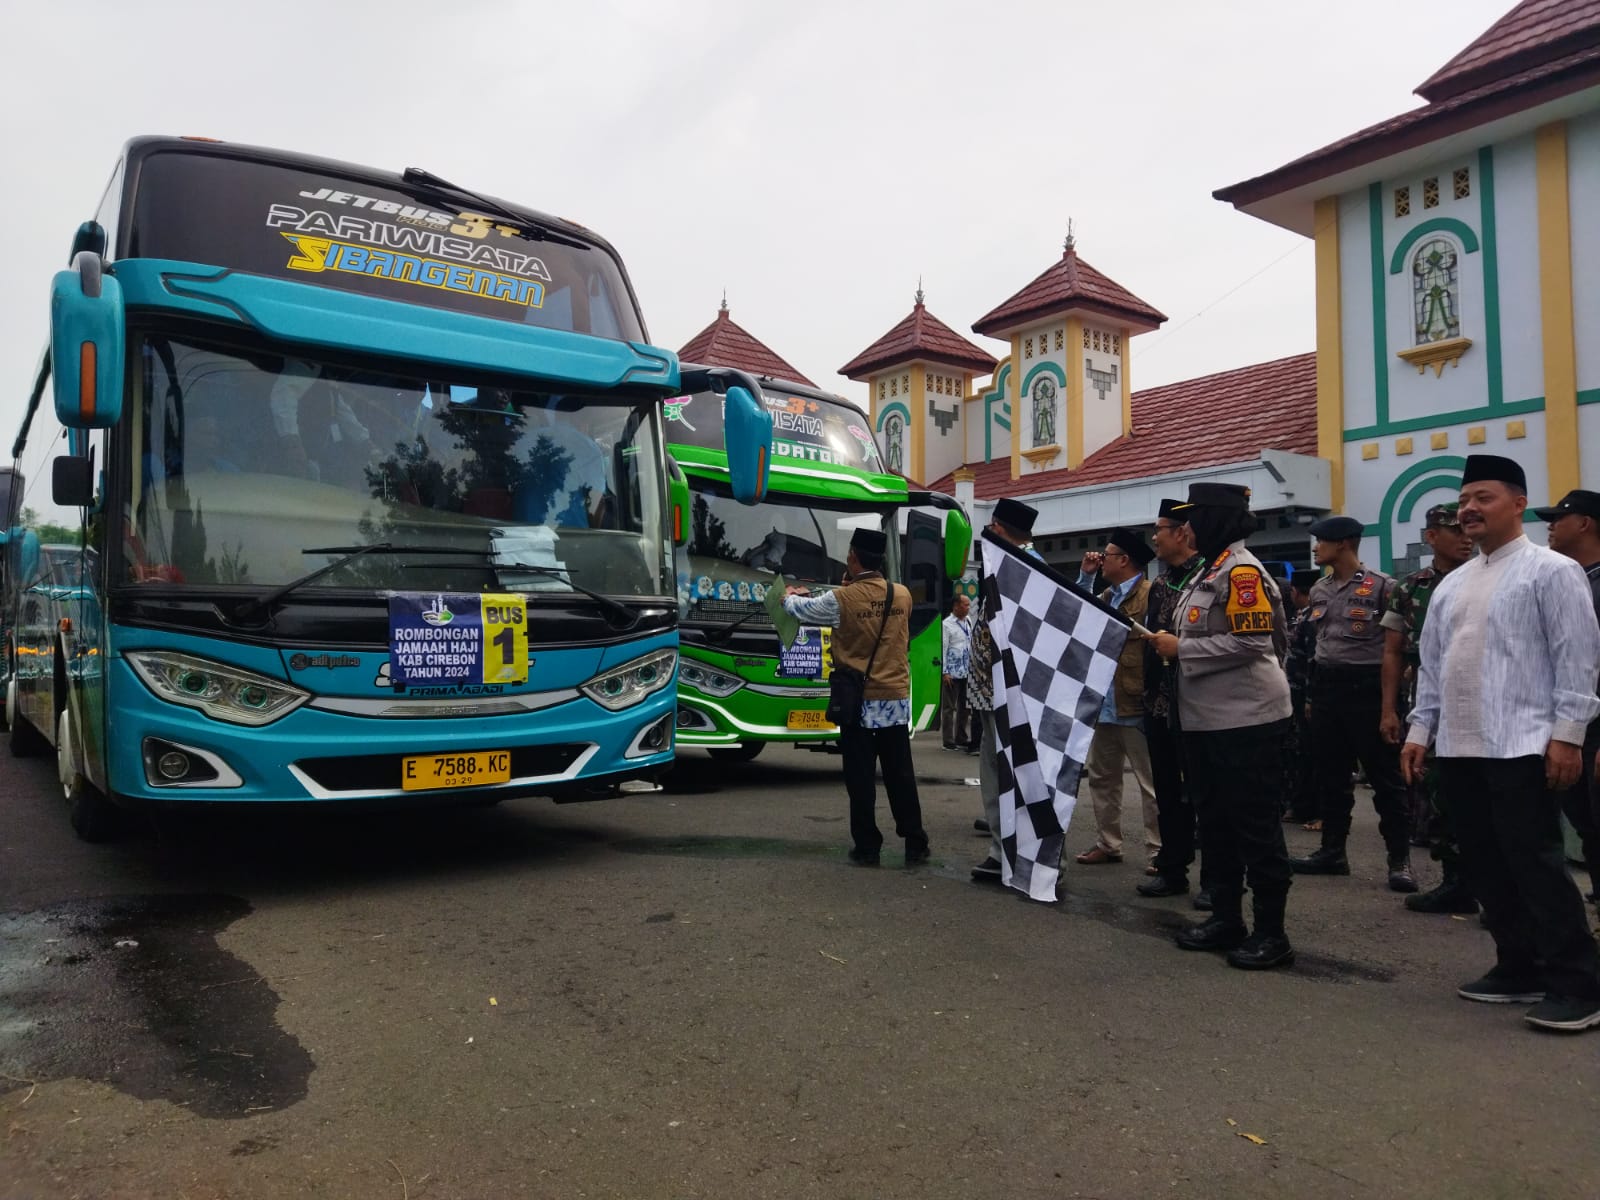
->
xmin=2 ymin=0 xmax=1511 ymax=512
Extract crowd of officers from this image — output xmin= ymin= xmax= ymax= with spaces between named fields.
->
xmin=953 ymin=460 xmax=1600 ymax=1032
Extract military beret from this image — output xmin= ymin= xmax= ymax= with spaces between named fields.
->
xmin=1308 ymin=515 xmax=1364 ymax=541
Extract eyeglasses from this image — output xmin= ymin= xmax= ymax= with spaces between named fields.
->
xmin=1102 ymin=549 xmax=1128 ymax=560
xmin=1153 ymin=522 xmax=1182 ymax=533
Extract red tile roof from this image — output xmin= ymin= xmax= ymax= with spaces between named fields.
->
xmin=971 ymin=246 xmax=1166 ymax=338
xmin=1417 ymin=0 xmax=1600 ymax=101
xmin=925 ymin=352 xmax=1316 ymax=499
xmin=677 ymin=304 xmax=816 ymax=387
xmin=1216 ymin=45 xmax=1600 ymax=209
xmin=838 ymin=298 xmax=999 ymax=378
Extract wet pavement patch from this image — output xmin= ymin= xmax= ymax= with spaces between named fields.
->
xmin=0 ymin=894 xmax=312 ymax=1118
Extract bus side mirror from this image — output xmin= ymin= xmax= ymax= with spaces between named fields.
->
xmin=666 ymin=456 xmax=690 ymax=547
xmin=51 ymin=251 xmax=125 ymax=429
xmin=54 ymin=456 xmax=95 ymax=508
xmin=721 ymin=383 xmax=771 ymax=505
xmin=943 ymin=509 xmax=972 ymax=580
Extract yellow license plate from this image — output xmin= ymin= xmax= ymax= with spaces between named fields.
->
xmin=786 ymin=709 xmax=835 ymax=730
xmin=401 ymin=750 xmax=512 ymax=791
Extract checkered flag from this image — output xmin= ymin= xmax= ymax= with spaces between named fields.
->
xmin=981 ymin=529 xmax=1131 ymax=902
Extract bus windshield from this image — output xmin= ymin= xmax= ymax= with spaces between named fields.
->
xmin=127 ymin=333 xmax=671 ymax=599
xmin=679 ymin=485 xmax=894 ymax=621
xmin=665 ymin=383 xmax=884 ymax=473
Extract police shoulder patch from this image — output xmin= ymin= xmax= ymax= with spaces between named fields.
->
xmin=1225 ymin=566 xmax=1274 ymax=634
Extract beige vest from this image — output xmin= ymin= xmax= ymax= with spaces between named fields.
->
xmin=830 ymin=574 xmax=912 ymax=701
xmin=1100 ymin=576 xmax=1151 ymax=718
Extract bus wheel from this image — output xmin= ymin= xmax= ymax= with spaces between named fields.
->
xmin=58 ymin=707 xmax=123 ymax=842
xmin=8 ymin=679 xmax=49 ymax=757
xmin=707 ymin=743 xmax=764 ymax=763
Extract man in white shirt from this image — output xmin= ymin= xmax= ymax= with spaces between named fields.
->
xmin=940 ymin=595 xmax=977 ymax=751
xmin=1402 ymin=454 xmax=1600 ymax=1033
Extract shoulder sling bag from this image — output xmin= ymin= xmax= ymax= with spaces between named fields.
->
xmin=826 ymin=578 xmax=892 ymax=728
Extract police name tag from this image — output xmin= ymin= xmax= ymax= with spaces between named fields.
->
xmin=388 ymin=592 xmax=528 ymax=686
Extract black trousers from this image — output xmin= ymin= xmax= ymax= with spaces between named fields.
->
xmin=840 ymin=723 xmax=927 ymax=856
xmin=1556 ymin=721 xmax=1600 ymax=899
xmin=1311 ymin=668 xmax=1410 ymax=856
xmin=1147 ymin=714 xmax=1196 ymax=883
xmin=1182 ymin=720 xmax=1292 ymax=915
xmin=1286 ymin=690 xmax=1318 ymax=819
xmin=1442 ymin=756 xmax=1600 ymax=1000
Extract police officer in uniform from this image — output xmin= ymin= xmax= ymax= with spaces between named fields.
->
xmin=1149 ymin=483 xmax=1295 ymax=970
xmin=1290 ymin=516 xmax=1416 ymax=891
xmin=1379 ymin=502 xmax=1478 ymax=912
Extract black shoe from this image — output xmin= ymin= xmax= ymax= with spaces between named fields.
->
xmin=1458 ymin=969 xmax=1545 ymax=1004
xmin=905 ymin=842 xmax=930 ymax=867
xmin=941 ymin=742 xmax=958 ymax=750
xmin=1289 ymin=848 xmax=1350 ymax=875
xmin=1524 ymin=994 xmax=1600 ymax=1032
xmin=1174 ymin=916 xmax=1248 ymax=952
xmin=973 ymin=818 xmax=991 ymax=835
xmin=847 ymin=848 xmax=880 ymax=867
xmin=1227 ymin=932 xmax=1295 ymax=971
xmin=970 ymin=855 xmax=1003 ymax=882
xmin=1387 ymin=858 xmax=1419 ymax=893
xmin=1137 ymin=875 xmax=1189 ymax=898
xmin=1192 ymin=890 xmax=1213 ymax=911
xmin=1405 ymin=881 xmax=1479 ymax=914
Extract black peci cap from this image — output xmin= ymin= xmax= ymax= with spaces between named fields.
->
xmin=1461 ymin=454 xmax=1526 ymax=492
xmin=850 ymin=528 xmax=887 ymax=557
xmin=1157 ymin=498 xmax=1185 ymax=520
xmin=1106 ymin=527 xmax=1155 ymax=568
xmin=993 ymin=497 xmax=1038 ymax=534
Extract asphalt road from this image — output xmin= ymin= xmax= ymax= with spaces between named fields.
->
xmin=2 ymin=739 xmax=1598 ymax=1199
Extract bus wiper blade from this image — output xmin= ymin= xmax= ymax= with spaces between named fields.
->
xmin=235 ymin=542 xmax=452 ymax=621
xmin=703 ymin=609 xmax=768 ymax=644
xmin=492 ymin=562 xmax=640 ymax=629
xmin=400 ymin=168 xmax=589 ymax=249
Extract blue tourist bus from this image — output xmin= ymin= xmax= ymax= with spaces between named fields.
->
xmin=5 ymin=136 xmax=770 ymax=839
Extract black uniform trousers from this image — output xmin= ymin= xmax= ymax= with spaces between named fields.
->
xmin=1182 ymin=720 xmax=1292 ymax=916
xmin=1286 ymin=688 xmax=1318 ymax=820
xmin=1147 ymin=713 xmax=1197 ymax=883
xmin=1555 ymin=721 xmax=1600 ymax=900
xmin=840 ymin=722 xmax=927 ymax=857
xmin=1310 ymin=666 xmax=1410 ymax=856
xmin=1442 ymin=756 xmax=1600 ymax=1001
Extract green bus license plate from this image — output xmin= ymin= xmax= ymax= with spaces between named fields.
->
xmin=401 ymin=750 xmax=511 ymax=791
xmin=786 ymin=710 xmax=835 ymax=730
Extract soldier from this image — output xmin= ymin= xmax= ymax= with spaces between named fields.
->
xmin=1148 ymin=482 xmax=1295 ymax=970
xmin=1283 ymin=569 xmax=1322 ymax=826
xmin=1289 ymin=516 xmax=1416 ymax=891
xmin=1379 ymin=502 xmax=1478 ymax=913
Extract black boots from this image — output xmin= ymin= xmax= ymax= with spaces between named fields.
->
xmin=1176 ymin=891 xmax=1247 ymax=952
xmin=1227 ymin=891 xmax=1295 ymax=970
xmin=1406 ymin=864 xmax=1479 ymax=913
xmin=1289 ymin=846 xmax=1350 ymax=875
xmin=1386 ymin=854 xmax=1418 ymax=893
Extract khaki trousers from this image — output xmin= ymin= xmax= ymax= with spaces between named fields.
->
xmin=1085 ymin=721 xmax=1160 ymax=858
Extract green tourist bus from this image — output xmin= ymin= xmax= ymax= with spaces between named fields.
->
xmin=665 ymin=377 xmax=971 ymax=761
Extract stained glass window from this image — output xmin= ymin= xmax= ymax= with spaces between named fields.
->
xmin=1031 ymin=375 xmax=1058 ymax=445
xmin=1411 ymin=238 xmax=1460 ymax=344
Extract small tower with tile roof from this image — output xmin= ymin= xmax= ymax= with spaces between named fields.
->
xmin=678 ymin=297 xmax=817 ymax=386
xmin=838 ymin=284 xmax=999 ymax=484
xmin=972 ymin=232 xmax=1166 ymax=479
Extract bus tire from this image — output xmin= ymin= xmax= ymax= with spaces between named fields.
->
xmin=8 ymin=679 xmax=49 ymax=757
xmin=707 ymin=743 xmax=764 ymax=763
xmin=58 ymin=707 xmax=123 ymax=843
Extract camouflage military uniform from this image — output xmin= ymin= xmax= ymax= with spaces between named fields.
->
xmin=1381 ymin=563 xmax=1456 ymax=866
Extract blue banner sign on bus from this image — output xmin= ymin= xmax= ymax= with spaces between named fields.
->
xmin=387 ymin=592 xmax=528 ymax=686
xmin=777 ymin=626 xmax=828 ymax=680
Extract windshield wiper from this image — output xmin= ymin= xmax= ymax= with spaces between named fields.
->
xmin=702 ymin=608 xmax=769 ymax=644
xmin=234 ymin=542 xmax=439 ymax=621
xmin=490 ymin=562 xmax=639 ymax=629
xmin=400 ymin=168 xmax=590 ymax=249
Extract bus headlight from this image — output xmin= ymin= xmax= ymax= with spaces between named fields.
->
xmin=679 ymin=662 xmax=743 ymax=697
xmin=580 ymin=648 xmax=677 ymax=712
xmin=126 ymin=650 xmax=310 ymax=727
